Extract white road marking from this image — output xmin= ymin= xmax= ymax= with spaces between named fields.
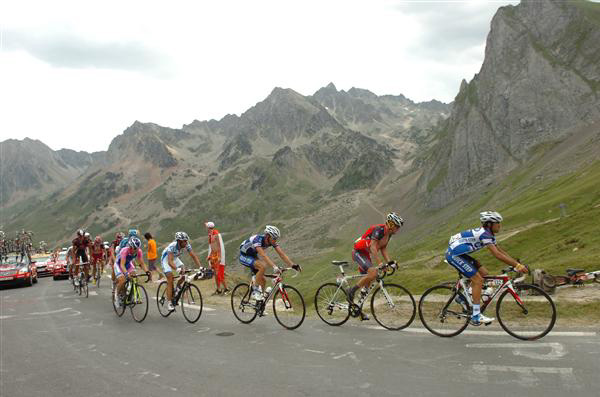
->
xmin=28 ymin=308 xmax=72 ymax=315
xmin=365 ymin=325 xmax=596 ymax=337
xmin=150 ymin=297 xmax=215 ymax=311
xmin=472 ymin=364 xmax=580 ymax=390
xmin=0 ymin=315 xmax=15 ymax=320
xmin=332 ymin=351 xmax=359 ymax=364
xmin=467 ymin=342 xmax=566 ymax=360
xmin=89 ymin=291 xmax=98 ymax=296
xmin=304 ymin=349 xmax=325 ymax=354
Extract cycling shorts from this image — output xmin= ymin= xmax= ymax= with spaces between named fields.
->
xmin=161 ymin=257 xmax=184 ymax=274
xmin=114 ymin=261 xmax=134 ymax=278
xmin=91 ymin=253 xmax=104 ymax=263
xmin=352 ymin=250 xmax=372 ymax=275
xmin=445 ymin=248 xmax=481 ymax=278
xmin=75 ymin=249 xmax=88 ymax=264
xmin=239 ymin=252 xmax=257 ymax=271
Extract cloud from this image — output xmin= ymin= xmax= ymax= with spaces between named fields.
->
xmin=392 ymin=0 xmax=518 ymax=57
xmin=3 ymin=29 xmax=173 ymax=77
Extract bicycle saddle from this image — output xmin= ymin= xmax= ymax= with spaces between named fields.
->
xmin=566 ymin=268 xmax=585 ymax=276
xmin=331 ymin=260 xmax=348 ymax=266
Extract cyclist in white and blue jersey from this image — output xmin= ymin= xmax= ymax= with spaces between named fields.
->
xmin=446 ymin=211 xmax=527 ymax=325
xmin=239 ymin=225 xmax=299 ymax=300
xmin=161 ymin=231 xmax=202 ymax=312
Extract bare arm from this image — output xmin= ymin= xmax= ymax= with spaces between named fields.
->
xmin=274 ymin=245 xmax=294 ymax=267
xmin=486 ymin=244 xmax=519 ymax=267
xmin=369 ymin=242 xmax=383 ymax=265
xmin=188 ymin=250 xmax=201 ymax=268
xmin=256 ymin=246 xmax=277 ymax=268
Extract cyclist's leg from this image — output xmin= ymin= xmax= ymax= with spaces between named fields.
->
xmin=253 ymin=260 xmax=267 ymax=291
xmin=352 ymin=250 xmax=377 ymax=288
xmin=114 ymin=264 xmax=127 ymax=297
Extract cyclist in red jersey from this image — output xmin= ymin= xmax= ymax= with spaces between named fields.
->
xmin=90 ymin=236 xmax=105 ymax=284
xmin=348 ymin=213 xmax=404 ymax=314
xmin=109 ymin=232 xmax=124 ymax=291
xmin=71 ymin=229 xmax=92 ymax=284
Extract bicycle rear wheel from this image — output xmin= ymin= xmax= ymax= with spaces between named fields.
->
xmin=156 ymin=281 xmax=173 ymax=317
xmin=82 ymin=280 xmax=88 ymax=298
xmin=112 ymin=290 xmax=126 ymax=317
xmin=181 ymin=284 xmax=203 ymax=323
xmin=273 ymin=285 xmax=305 ymax=330
xmin=314 ymin=283 xmax=350 ymax=326
xmin=231 ymin=283 xmax=258 ymax=324
xmin=418 ymin=284 xmax=469 ymax=337
xmin=130 ymin=284 xmax=149 ymax=323
xmin=96 ymin=268 xmax=101 ymax=288
xmin=496 ymin=284 xmax=556 ymax=341
xmin=370 ymin=283 xmax=416 ymax=330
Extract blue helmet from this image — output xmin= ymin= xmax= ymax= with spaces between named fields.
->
xmin=128 ymin=229 xmax=139 ymax=237
xmin=128 ymin=237 xmax=141 ymax=250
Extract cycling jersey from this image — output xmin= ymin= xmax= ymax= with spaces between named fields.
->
xmin=447 ymin=228 xmax=496 ymax=256
xmin=239 ymin=234 xmax=277 ymax=257
xmin=160 ymin=241 xmax=192 ymax=274
xmin=72 ymin=236 xmax=91 ymax=252
xmin=117 ymin=246 xmax=142 ymax=268
xmin=353 ymin=224 xmax=389 ymax=252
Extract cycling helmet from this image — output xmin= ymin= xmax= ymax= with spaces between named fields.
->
xmin=175 ymin=231 xmax=189 ymax=241
xmin=264 ymin=225 xmax=281 ymax=240
xmin=205 ymin=221 xmax=215 ymax=228
xmin=480 ymin=211 xmax=503 ymax=223
xmin=84 ymin=232 xmax=91 ymax=238
xmin=128 ymin=229 xmax=138 ymax=237
xmin=77 ymin=229 xmax=84 ymax=236
xmin=115 ymin=232 xmax=124 ymax=239
xmin=128 ymin=237 xmax=142 ymax=250
xmin=387 ymin=212 xmax=404 ymax=227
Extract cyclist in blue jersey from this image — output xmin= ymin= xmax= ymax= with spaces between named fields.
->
xmin=114 ymin=237 xmax=148 ymax=308
xmin=117 ymin=229 xmax=139 ymax=253
xmin=239 ymin=225 xmax=300 ymax=301
xmin=446 ymin=211 xmax=527 ymax=325
xmin=161 ymin=232 xmax=202 ymax=312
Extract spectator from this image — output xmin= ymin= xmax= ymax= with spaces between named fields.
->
xmin=205 ymin=221 xmax=228 ymax=295
xmin=144 ymin=232 xmax=161 ymax=281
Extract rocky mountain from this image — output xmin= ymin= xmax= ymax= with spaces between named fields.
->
xmin=0 ymin=138 xmax=104 ymax=205
xmin=418 ymin=0 xmax=600 ymax=208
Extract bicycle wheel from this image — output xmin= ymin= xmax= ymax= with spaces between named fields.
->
xmin=112 ymin=290 xmax=126 ymax=317
xmin=496 ymin=283 xmax=556 ymax=341
xmin=370 ymin=283 xmax=416 ymax=330
xmin=156 ymin=281 xmax=173 ymax=317
xmin=96 ymin=269 xmax=101 ymax=288
xmin=78 ymin=275 xmax=83 ymax=296
xmin=181 ymin=284 xmax=203 ymax=323
xmin=130 ymin=284 xmax=149 ymax=323
xmin=82 ymin=280 xmax=88 ymax=298
xmin=314 ymin=283 xmax=350 ymax=326
xmin=273 ymin=285 xmax=306 ymax=330
xmin=418 ymin=284 xmax=469 ymax=337
xmin=231 ymin=283 xmax=258 ymax=324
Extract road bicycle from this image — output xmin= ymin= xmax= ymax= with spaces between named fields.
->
xmin=112 ymin=273 xmax=150 ymax=322
xmin=231 ymin=266 xmax=306 ymax=330
xmin=314 ymin=261 xmax=416 ymax=330
xmin=419 ymin=265 xmax=556 ymax=341
xmin=72 ymin=262 xmax=90 ymax=297
xmin=552 ymin=267 xmax=600 ymax=287
xmin=93 ymin=261 xmax=103 ymax=288
xmin=156 ymin=268 xmax=210 ymax=324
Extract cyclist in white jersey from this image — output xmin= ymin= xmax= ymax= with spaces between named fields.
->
xmin=446 ymin=211 xmax=528 ymax=325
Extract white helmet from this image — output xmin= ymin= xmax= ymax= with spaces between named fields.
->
xmin=175 ymin=231 xmax=189 ymax=241
xmin=264 ymin=225 xmax=281 ymax=240
xmin=84 ymin=232 xmax=91 ymax=238
xmin=387 ymin=212 xmax=404 ymax=227
xmin=480 ymin=211 xmax=503 ymax=223
xmin=205 ymin=221 xmax=215 ymax=228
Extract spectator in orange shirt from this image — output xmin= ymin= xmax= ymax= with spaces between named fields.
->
xmin=205 ymin=222 xmax=228 ymax=295
xmin=144 ymin=232 xmax=161 ymax=281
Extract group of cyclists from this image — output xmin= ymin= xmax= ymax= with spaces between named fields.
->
xmin=0 ymin=230 xmax=34 ymax=263
xmin=50 ymin=207 xmax=527 ymax=327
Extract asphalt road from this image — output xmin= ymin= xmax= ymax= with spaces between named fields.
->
xmin=1 ymin=277 xmax=599 ymax=397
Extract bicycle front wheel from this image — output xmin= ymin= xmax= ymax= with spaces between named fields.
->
xmin=181 ymin=284 xmax=203 ymax=323
xmin=370 ymin=283 xmax=416 ymax=330
xmin=314 ymin=283 xmax=350 ymax=326
xmin=231 ymin=283 xmax=258 ymax=324
xmin=273 ymin=285 xmax=305 ymax=330
xmin=130 ymin=284 xmax=149 ymax=323
xmin=82 ymin=280 xmax=88 ymax=298
xmin=113 ymin=291 xmax=125 ymax=317
xmin=496 ymin=284 xmax=556 ymax=341
xmin=418 ymin=285 xmax=469 ymax=337
xmin=156 ymin=281 xmax=172 ymax=317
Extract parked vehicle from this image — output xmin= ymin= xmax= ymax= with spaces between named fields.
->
xmin=0 ymin=258 xmax=38 ymax=287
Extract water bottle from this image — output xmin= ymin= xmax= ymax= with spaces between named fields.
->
xmin=174 ymin=285 xmax=181 ymax=297
xmin=482 ymin=286 xmax=493 ymax=303
xmin=359 ymin=287 xmax=369 ymax=302
xmin=265 ymin=286 xmax=272 ymax=295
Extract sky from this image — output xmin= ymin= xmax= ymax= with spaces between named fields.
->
xmin=0 ymin=0 xmax=524 ymax=152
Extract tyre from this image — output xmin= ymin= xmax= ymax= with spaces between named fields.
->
xmin=231 ymin=283 xmax=258 ymax=324
xmin=53 ymin=276 xmax=57 ymax=281
xmin=33 ymin=275 xmax=38 ymax=284
xmin=83 ymin=281 xmax=88 ymax=298
xmin=496 ymin=283 xmax=556 ymax=341
xmin=156 ymin=281 xmax=173 ymax=317
xmin=113 ymin=291 xmax=126 ymax=317
xmin=370 ymin=283 xmax=416 ymax=330
xmin=181 ymin=284 xmax=203 ymax=323
xmin=26 ymin=274 xmax=33 ymax=287
xmin=130 ymin=284 xmax=149 ymax=323
xmin=314 ymin=283 xmax=350 ymax=326
xmin=418 ymin=284 xmax=469 ymax=337
xmin=273 ymin=285 xmax=306 ymax=330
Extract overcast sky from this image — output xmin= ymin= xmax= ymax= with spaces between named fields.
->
xmin=0 ymin=0 xmax=523 ymax=152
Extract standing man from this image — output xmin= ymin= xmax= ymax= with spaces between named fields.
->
xmin=144 ymin=232 xmax=161 ymax=282
xmin=205 ymin=222 xmax=228 ymax=295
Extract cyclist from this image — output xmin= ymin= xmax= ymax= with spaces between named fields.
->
xmin=239 ymin=225 xmax=299 ymax=301
xmin=446 ymin=211 xmax=528 ymax=325
xmin=114 ymin=237 xmax=147 ymax=308
xmin=109 ymin=232 xmax=124 ymax=291
xmin=71 ymin=230 xmax=91 ymax=284
xmin=161 ymin=232 xmax=202 ymax=312
xmin=349 ymin=212 xmax=403 ymax=319
xmin=90 ymin=236 xmax=105 ymax=284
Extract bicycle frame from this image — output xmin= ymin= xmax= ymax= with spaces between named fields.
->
xmin=453 ymin=272 xmax=527 ymax=314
